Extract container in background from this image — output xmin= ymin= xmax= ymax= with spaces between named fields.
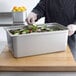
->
xmin=12 ymin=6 xmax=27 ymax=25
xmin=13 ymin=12 xmax=26 ymax=24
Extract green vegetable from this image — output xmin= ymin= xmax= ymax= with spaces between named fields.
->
xmin=9 ymin=24 xmax=63 ymax=35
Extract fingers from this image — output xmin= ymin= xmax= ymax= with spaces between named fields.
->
xmin=31 ymin=17 xmax=36 ymax=24
xmin=26 ymin=17 xmax=35 ymax=24
xmin=26 ymin=17 xmax=33 ymax=24
xmin=68 ymin=27 xmax=74 ymax=36
xmin=26 ymin=12 xmax=37 ymax=24
xmin=67 ymin=24 xmax=76 ymax=36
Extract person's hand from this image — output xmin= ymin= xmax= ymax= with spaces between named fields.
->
xmin=26 ymin=12 xmax=37 ymax=24
xmin=67 ymin=24 xmax=76 ymax=36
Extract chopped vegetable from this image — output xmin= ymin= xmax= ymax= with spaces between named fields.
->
xmin=9 ymin=24 xmax=63 ymax=35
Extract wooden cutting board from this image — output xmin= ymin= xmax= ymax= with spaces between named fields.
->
xmin=0 ymin=46 xmax=76 ymax=72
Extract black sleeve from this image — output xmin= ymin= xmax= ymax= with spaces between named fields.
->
xmin=32 ymin=0 xmax=46 ymax=20
xmin=73 ymin=1 xmax=76 ymax=34
xmin=74 ymin=1 xmax=76 ymax=24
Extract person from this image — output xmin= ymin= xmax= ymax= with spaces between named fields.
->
xmin=26 ymin=0 xmax=76 ymax=51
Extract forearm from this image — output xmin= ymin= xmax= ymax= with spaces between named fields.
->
xmin=32 ymin=0 xmax=46 ymax=20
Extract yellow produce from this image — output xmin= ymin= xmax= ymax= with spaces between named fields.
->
xmin=12 ymin=6 xmax=27 ymax=12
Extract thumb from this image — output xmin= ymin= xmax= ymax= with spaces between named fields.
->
xmin=31 ymin=17 xmax=36 ymax=24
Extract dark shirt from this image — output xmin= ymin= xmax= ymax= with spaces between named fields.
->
xmin=32 ymin=0 xmax=76 ymax=26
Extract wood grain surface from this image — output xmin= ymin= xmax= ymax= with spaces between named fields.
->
xmin=0 ymin=46 xmax=76 ymax=72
